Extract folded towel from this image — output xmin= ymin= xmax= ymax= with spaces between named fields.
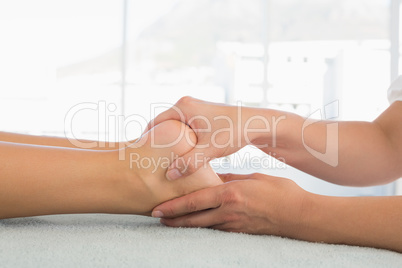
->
xmin=0 ymin=214 xmax=400 ymax=267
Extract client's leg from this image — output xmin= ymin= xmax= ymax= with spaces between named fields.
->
xmin=0 ymin=120 xmax=222 ymax=219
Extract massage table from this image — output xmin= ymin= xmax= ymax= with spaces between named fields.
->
xmin=1 ymin=214 xmax=401 ymax=267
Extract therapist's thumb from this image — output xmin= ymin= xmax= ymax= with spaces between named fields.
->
xmin=166 ymin=148 xmax=213 ymax=181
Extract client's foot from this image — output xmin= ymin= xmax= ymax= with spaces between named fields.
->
xmin=117 ymin=120 xmax=222 ymax=215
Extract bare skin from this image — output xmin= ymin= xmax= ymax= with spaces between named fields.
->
xmin=156 ymin=173 xmax=402 ymax=253
xmin=147 ymin=97 xmax=402 ymax=185
xmin=0 ymin=120 xmax=222 ymax=219
xmin=149 ymin=97 xmax=402 ymax=253
xmin=0 ymin=131 xmax=135 ymax=150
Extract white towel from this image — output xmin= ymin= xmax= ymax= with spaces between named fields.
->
xmin=0 ymin=214 xmax=401 ymax=267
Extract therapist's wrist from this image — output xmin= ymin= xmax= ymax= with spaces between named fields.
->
xmin=246 ymin=108 xmax=294 ymax=150
xmin=292 ymin=193 xmax=349 ymax=244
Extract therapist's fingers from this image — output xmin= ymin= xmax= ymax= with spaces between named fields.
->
xmin=160 ymin=208 xmax=225 ymax=228
xmin=144 ymin=106 xmax=184 ymax=133
xmin=166 ymin=146 xmax=219 ymax=180
xmin=152 ymin=185 xmax=223 ymax=219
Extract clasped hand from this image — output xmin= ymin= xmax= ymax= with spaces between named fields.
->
xmin=148 ymin=96 xmax=304 ymax=236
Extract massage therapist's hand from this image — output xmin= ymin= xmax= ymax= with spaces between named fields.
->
xmin=145 ymin=97 xmax=272 ymax=180
xmin=152 ymin=173 xmax=309 ymax=237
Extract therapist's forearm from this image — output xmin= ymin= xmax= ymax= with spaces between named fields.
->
xmin=254 ymin=102 xmax=402 ymax=186
xmin=299 ymin=194 xmax=402 ymax=253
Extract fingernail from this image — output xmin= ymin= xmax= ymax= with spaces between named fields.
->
xmin=152 ymin=210 xmax=164 ymax=218
xmin=166 ymin=168 xmax=182 ymax=181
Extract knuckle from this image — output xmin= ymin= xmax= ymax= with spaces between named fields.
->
xmin=249 ymin=172 xmax=262 ymax=179
xmin=186 ymin=199 xmax=198 ymax=212
xmin=222 ymin=186 xmax=243 ymax=206
xmin=177 ymin=96 xmax=193 ymax=106
xmin=164 ymin=206 xmax=176 ymax=217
